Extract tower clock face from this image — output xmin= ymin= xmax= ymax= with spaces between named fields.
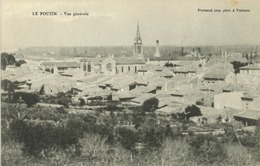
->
xmin=106 ymin=63 xmax=112 ymax=71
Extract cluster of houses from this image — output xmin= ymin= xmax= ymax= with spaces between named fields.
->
xmin=2 ymin=50 xmax=260 ymax=127
xmin=2 ymin=24 xmax=260 ymax=127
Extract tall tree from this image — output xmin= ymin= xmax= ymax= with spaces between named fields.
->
xmin=142 ymin=97 xmax=159 ymax=112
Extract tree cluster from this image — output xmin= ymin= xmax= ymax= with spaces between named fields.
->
xmin=164 ymin=62 xmax=174 ymax=67
xmin=231 ymin=61 xmax=248 ymax=74
xmin=1 ymin=53 xmax=16 ymax=70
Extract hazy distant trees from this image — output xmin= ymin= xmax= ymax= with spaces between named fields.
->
xmin=164 ymin=62 xmax=174 ymax=67
xmin=45 ymin=68 xmax=50 ymax=72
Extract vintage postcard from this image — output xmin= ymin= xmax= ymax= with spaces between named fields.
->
xmin=1 ymin=0 xmax=260 ymax=165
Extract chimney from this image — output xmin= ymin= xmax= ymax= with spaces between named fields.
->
xmin=154 ymin=40 xmax=161 ymax=57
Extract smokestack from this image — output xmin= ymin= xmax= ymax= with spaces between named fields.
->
xmin=154 ymin=40 xmax=161 ymax=57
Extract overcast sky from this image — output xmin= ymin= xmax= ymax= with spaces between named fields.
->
xmin=1 ymin=0 xmax=260 ymax=51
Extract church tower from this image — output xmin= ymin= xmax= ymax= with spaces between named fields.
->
xmin=134 ymin=22 xmax=143 ymax=59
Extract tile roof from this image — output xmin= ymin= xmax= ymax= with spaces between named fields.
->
xmin=225 ymin=57 xmax=248 ymax=63
xmin=89 ymin=90 xmax=112 ymax=97
xmin=80 ymin=58 xmax=106 ymax=63
xmin=113 ymin=91 xmax=141 ymax=99
xmin=149 ymin=56 xmax=199 ymax=61
xmin=156 ymin=106 xmax=183 ymax=114
xmin=114 ymin=58 xmax=145 ymax=65
xmin=240 ymin=64 xmax=260 ymax=70
xmin=203 ymin=73 xmax=229 ymax=80
xmin=103 ymin=76 xmax=136 ymax=89
xmin=41 ymin=62 xmax=80 ymax=68
xmin=204 ymin=59 xmax=234 ymax=73
xmin=131 ymin=94 xmax=156 ymax=104
xmin=81 ymin=57 xmax=145 ymax=65
xmin=234 ymin=110 xmax=260 ymax=120
xmin=172 ymin=61 xmax=201 ymax=73
xmin=138 ymin=64 xmax=165 ymax=71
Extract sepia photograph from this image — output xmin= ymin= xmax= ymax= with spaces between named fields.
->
xmin=1 ymin=0 xmax=260 ymax=165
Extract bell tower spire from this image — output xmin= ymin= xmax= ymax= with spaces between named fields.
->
xmin=135 ymin=22 xmax=141 ymax=41
xmin=134 ymin=22 xmax=143 ymax=59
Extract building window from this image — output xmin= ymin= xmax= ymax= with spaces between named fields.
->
xmin=128 ymin=66 xmax=130 ymax=71
xmin=87 ymin=63 xmax=91 ymax=72
xmin=122 ymin=66 xmax=124 ymax=73
xmin=135 ymin=66 xmax=137 ymax=73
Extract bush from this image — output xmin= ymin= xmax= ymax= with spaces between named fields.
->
xmin=223 ymin=124 xmax=238 ymax=142
xmin=81 ymin=114 xmax=97 ymax=133
xmin=142 ymin=97 xmax=159 ymax=112
xmin=184 ymin=105 xmax=202 ymax=120
xmin=189 ymin=134 xmax=228 ymax=164
xmin=79 ymin=98 xmax=85 ymax=106
xmin=10 ymin=118 xmax=84 ymax=157
xmin=15 ymin=60 xmax=26 ymax=67
xmin=87 ymin=100 xmax=106 ymax=106
xmin=137 ymin=117 xmax=166 ymax=150
xmin=164 ymin=124 xmax=173 ymax=138
xmin=21 ymin=92 xmax=40 ymax=107
xmin=115 ymin=127 xmax=137 ymax=152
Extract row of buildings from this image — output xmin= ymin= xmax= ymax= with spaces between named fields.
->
xmin=3 ymin=23 xmax=260 ymax=127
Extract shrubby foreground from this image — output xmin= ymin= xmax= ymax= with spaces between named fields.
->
xmin=1 ymin=102 xmax=260 ymax=165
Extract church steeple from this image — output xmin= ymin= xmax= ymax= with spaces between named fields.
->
xmin=134 ymin=22 xmax=143 ymax=59
xmin=135 ymin=22 xmax=142 ymax=42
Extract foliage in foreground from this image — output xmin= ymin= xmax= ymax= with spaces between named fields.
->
xmin=1 ymin=103 xmax=260 ymax=165
xmin=2 ymin=134 xmax=260 ymax=166
xmin=10 ymin=118 xmax=84 ymax=157
xmin=189 ymin=134 xmax=228 ymax=164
